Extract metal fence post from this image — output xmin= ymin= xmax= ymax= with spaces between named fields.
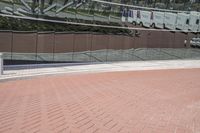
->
xmin=0 ymin=53 xmax=3 ymax=75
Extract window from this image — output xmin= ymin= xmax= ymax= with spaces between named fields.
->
xmin=186 ymin=19 xmax=189 ymax=25
xmin=150 ymin=12 xmax=153 ymax=20
xmin=129 ymin=10 xmax=132 ymax=17
xmin=122 ymin=10 xmax=126 ymax=17
xmin=137 ymin=11 xmax=140 ymax=18
xmin=196 ymin=19 xmax=199 ymax=25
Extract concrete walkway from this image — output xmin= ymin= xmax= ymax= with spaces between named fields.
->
xmin=1 ymin=59 xmax=200 ymax=81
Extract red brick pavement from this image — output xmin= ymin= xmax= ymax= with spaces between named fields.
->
xmin=0 ymin=69 xmax=200 ymax=133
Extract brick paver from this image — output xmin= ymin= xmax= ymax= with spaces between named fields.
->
xmin=0 ymin=68 xmax=200 ymax=133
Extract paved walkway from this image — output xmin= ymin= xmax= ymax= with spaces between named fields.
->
xmin=1 ymin=59 xmax=200 ymax=81
xmin=0 ymin=68 xmax=200 ymax=132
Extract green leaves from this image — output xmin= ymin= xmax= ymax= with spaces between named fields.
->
xmin=0 ymin=16 xmax=133 ymax=36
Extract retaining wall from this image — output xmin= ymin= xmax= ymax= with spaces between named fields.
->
xmin=0 ymin=31 xmax=197 ymax=53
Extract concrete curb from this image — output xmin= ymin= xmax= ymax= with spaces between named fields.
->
xmin=1 ymin=59 xmax=200 ymax=82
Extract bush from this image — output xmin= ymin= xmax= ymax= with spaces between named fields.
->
xmin=0 ymin=16 xmax=133 ymax=36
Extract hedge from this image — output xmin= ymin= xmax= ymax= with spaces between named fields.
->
xmin=0 ymin=16 xmax=133 ymax=36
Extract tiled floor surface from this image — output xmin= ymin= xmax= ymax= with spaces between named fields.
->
xmin=0 ymin=68 xmax=200 ymax=133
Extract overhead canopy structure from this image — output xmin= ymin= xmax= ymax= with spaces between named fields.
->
xmin=20 ymin=0 xmax=32 ymax=11
xmin=43 ymin=3 xmax=57 ymax=13
xmin=56 ymin=1 xmax=74 ymax=13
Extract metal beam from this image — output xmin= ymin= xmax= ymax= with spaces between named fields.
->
xmin=20 ymin=0 xmax=32 ymax=11
xmin=17 ymin=8 xmax=32 ymax=14
xmin=43 ymin=3 xmax=57 ymax=13
xmin=76 ymin=2 xmax=83 ymax=8
xmin=56 ymin=1 xmax=74 ymax=13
